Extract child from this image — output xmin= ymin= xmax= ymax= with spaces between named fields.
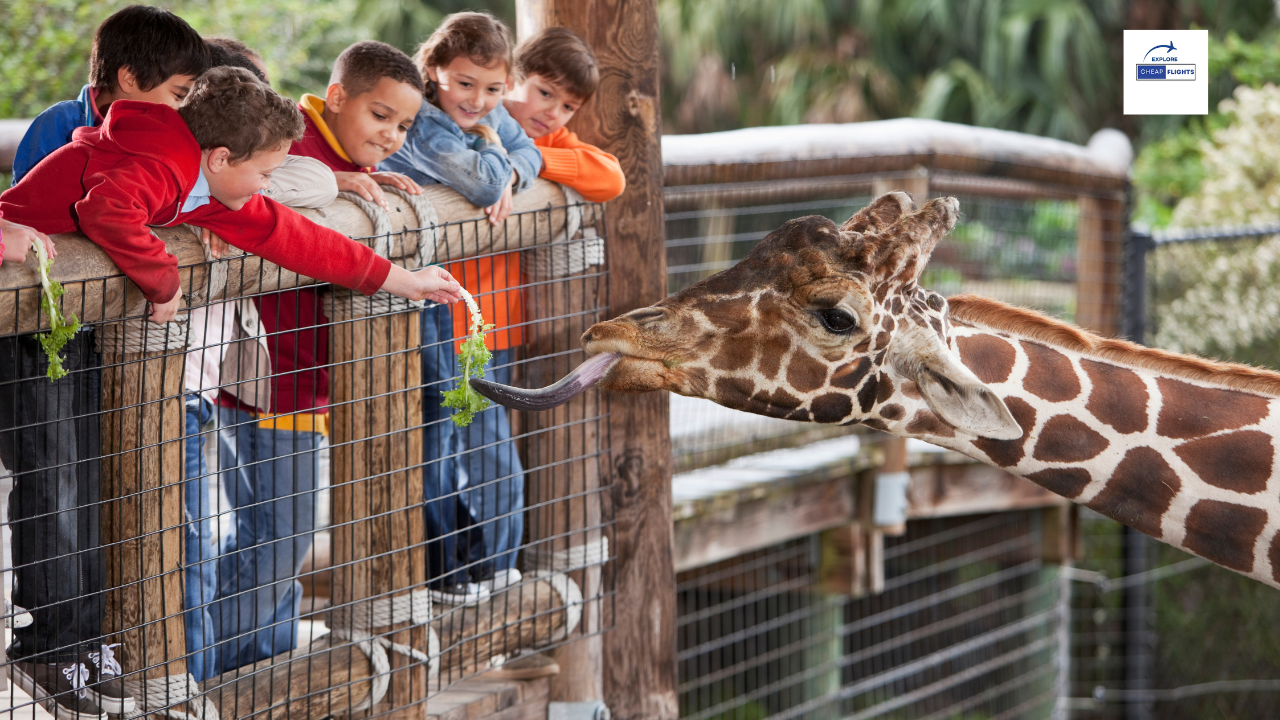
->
xmin=381 ymin=11 xmax=543 ymax=602
xmin=504 ymin=27 xmax=626 ymax=203
xmin=0 ymin=7 xmax=206 ymax=718
xmin=0 ymin=67 xmax=460 ymax=694
xmin=206 ymin=39 xmax=424 ymax=675
xmin=179 ymin=38 xmax=340 ymax=683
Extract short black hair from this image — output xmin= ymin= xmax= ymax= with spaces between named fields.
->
xmin=331 ymin=40 xmax=424 ymax=98
xmin=89 ymin=5 xmax=209 ymax=92
xmin=208 ymin=41 xmax=267 ymax=83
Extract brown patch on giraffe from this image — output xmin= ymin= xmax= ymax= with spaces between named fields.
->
xmin=1173 ymin=430 xmax=1274 ymax=494
xmin=956 ymin=335 xmax=1017 ymax=384
xmin=929 ymin=316 xmax=944 ymax=337
xmin=926 ymin=294 xmax=945 ymax=312
xmin=882 ymin=316 xmax=896 ymax=333
xmin=1033 ymin=415 xmax=1109 ymax=463
xmin=786 ymin=350 xmax=828 ymax=394
xmin=1082 ymin=360 xmax=1149 ymax=434
xmin=713 ymin=376 xmax=756 ymax=408
xmin=787 ymin=408 xmax=812 ymax=422
xmin=947 ymin=294 xmax=1280 ymax=400
xmin=748 ymin=386 xmax=804 ymax=417
xmin=1155 ymin=377 xmax=1270 ymax=440
xmin=900 ymin=381 xmax=922 ymax=400
xmin=857 ymin=375 xmax=879 ymax=413
xmin=879 ymin=403 xmax=905 ymax=421
xmin=876 ymin=374 xmax=895 ymax=404
xmin=1088 ymin=447 xmax=1180 ymax=537
xmin=890 ymin=297 xmax=904 ymax=314
xmin=874 ymin=284 xmax=890 ymax=303
xmin=1268 ymin=534 xmax=1280 ymax=585
xmin=831 ymin=357 xmax=873 ymax=390
xmin=973 ymin=397 xmax=1036 ymax=467
xmin=1021 ymin=342 xmax=1081 ymax=402
xmin=693 ymin=294 xmax=753 ymax=335
xmin=1026 ymin=468 xmax=1091 ymax=499
xmin=811 ymin=393 xmax=854 ymax=423
xmin=862 ymin=418 xmax=889 ymax=431
xmin=1182 ymin=500 xmax=1268 ymax=573
xmin=757 ymin=332 xmax=792 ymax=380
xmin=873 ymin=332 xmax=891 ymax=350
xmin=905 ymin=409 xmax=955 ymax=437
xmin=710 ymin=341 xmax=756 ymax=373
xmin=682 ymin=367 xmax=710 ymax=398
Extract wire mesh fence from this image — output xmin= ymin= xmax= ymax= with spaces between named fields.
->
xmin=0 ymin=192 xmax=613 ymax=719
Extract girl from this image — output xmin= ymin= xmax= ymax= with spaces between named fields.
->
xmin=381 ymin=12 xmax=537 ymax=605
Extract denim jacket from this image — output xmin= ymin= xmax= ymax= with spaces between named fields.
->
xmin=379 ymin=101 xmax=541 ymax=208
xmin=13 ymin=85 xmax=98 ymax=184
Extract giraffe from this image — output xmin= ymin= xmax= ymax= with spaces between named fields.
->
xmin=474 ymin=192 xmax=1280 ymax=589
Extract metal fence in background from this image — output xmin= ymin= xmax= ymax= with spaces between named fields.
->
xmin=0 ymin=196 xmax=613 ymax=719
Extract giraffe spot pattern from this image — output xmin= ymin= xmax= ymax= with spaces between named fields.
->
xmin=973 ymin=397 xmax=1036 ymax=467
xmin=900 ymin=381 xmax=922 ymax=400
xmin=1268 ymin=534 xmax=1280 ymax=585
xmin=879 ymin=403 xmax=905 ymax=421
xmin=1173 ymin=430 xmax=1274 ymax=494
xmin=786 ymin=350 xmax=828 ymax=394
xmin=787 ymin=408 xmax=812 ymax=422
xmin=757 ymin=332 xmax=792 ymax=380
xmin=905 ymin=409 xmax=955 ymax=437
xmin=811 ymin=393 xmax=854 ymax=423
xmin=891 ymin=297 xmax=904 ymax=314
xmin=749 ymin=386 xmax=805 ymax=416
xmin=1021 ymin=342 xmax=1081 ymax=402
xmin=831 ymin=358 xmax=872 ymax=390
xmin=1088 ymin=447 xmax=1180 ymax=537
xmin=956 ymin=335 xmax=1017 ymax=384
xmin=857 ymin=375 xmax=879 ymax=413
xmin=875 ymin=375 xmax=895 ymax=404
xmin=1025 ymin=468 xmax=1092 ymax=499
xmin=694 ymin=294 xmax=753 ymax=334
xmin=1182 ymin=500 xmax=1268 ymax=572
xmin=862 ymin=418 xmax=889 ymax=431
xmin=1032 ymin=415 xmax=1109 ymax=463
xmin=1155 ymin=377 xmax=1270 ymax=439
xmin=683 ymin=367 xmax=710 ymax=397
xmin=714 ymin=376 xmax=756 ymax=409
xmin=1082 ymin=360 xmax=1148 ymax=434
xmin=710 ymin=341 xmax=756 ymax=372
xmin=873 ymin=331 xmax=891 ymax=350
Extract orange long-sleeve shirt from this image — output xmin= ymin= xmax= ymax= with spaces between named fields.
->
xmin=448 ymin=128 xmax=626 ymax=351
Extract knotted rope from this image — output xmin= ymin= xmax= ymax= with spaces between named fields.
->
xmin=123 ymin=673 xmax=219 ymax=720
xmin=525 ymin=536 xmax=609 ymax=643
xmin=328 ymin=588 xmax=440 ymax=714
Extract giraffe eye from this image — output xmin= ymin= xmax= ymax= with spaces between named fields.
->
xmin=816 ymin=308 xmax=857 ymax=334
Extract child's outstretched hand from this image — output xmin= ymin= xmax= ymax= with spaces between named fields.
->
xmin=380 ymin=264 xmax=462 ymax=305
xmin=0 ymin=220 xmax=56 ymax=264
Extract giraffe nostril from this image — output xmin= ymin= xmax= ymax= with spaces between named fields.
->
xmin=627 ymin=307 xmax=666 ymax=324
xmin=582 ymin=330 xmax=595 ymax=344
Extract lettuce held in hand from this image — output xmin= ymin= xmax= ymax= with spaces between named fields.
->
xmin=441 ymin=288 xmax=494 ymax=426
xmin=34 ymin=239 xmax=80 ymax=381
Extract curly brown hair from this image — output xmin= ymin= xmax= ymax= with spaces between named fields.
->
xmin=516 ymin=27 xmax=599 ymax=102
xmin=177 ymin=67 xmax=304 ymax=162
xmin=413 ymin=12 xmax=514 ymax=107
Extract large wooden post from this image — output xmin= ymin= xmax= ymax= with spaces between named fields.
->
xmin=1075 ymin=194 xmax=1124 ymax=337
xmin=328 ymin=295 xmax=429 ymax=719
xmin=517 ymin=1 xmax=677 ymax=717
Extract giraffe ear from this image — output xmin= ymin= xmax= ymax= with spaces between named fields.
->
xmin=843 ymin=192 xmax=915 ymax=233
xmin=890 ymin=326 xmax=1023 ymax=440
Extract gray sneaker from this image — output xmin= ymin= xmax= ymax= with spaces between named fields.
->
xmin=10 ymin=659 xmax=106 ymax=720
xmin=82 ymin=645 xmax=135 ymax=715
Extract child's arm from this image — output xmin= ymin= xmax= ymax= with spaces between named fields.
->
xmin=263 ymin=155 xmax=340 ymax=209
xmin=0 ymin=220 xmax=57 ymax=266
xmin=535 ymin=128 xmax=626 ymax=203
xmin=380 ymin=122 xmax=514 ymax=208
xmin=492 ymin=107 xmax=543 ymax=195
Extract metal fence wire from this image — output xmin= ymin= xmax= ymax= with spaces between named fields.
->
xmin=0 ymin=198 xmax=614 ymax=719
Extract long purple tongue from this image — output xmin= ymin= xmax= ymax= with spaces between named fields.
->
xmin=469 ymin=352 xmax=621 ymax=411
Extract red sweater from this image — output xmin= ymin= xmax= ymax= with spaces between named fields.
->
xmin=0 ymin=101 xmax=391 ymax=306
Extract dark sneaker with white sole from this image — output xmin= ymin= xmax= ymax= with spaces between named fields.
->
xmin=82 ymin=644 xmax=135 ymax=715
xmin=10 ymin=659 xmax=106 ymax=720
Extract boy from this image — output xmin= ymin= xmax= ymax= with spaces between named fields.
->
xmin=0 ymin=67 xmax=459 ymax=693
xmin=208 ymin=40 xmax=425 ymax=672
xmin=11 ymin=5 xmax=209 ymax=184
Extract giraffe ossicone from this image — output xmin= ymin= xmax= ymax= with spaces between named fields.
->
xmin=473 ymin=192 xmax=1280 ymax=589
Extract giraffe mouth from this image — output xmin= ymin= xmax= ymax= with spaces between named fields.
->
xmin=468 ymin=352 xmax=622 ymax=411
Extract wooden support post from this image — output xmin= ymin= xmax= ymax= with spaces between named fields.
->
xmin=517 ymin=1 xmax=675 ymax=717
xmin=1076 ymin=194 xmax=1125 ymax=337
xmin=329 ymin=301 xmax=428 ymax=718
xmin=98 ymin=318 xmax=190 ymax=704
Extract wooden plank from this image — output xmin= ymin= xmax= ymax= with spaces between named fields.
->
xmin=904 ymin=462 xmax=1068 ymax=519
xmin=674 ymin=474 xmax=855 ymax=573
xmin=1075 ymin=194 xmax=1125 ymax=337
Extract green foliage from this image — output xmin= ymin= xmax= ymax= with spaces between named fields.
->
xmin=33 ymin=240 xmax=80 ymax=381
xmin=355 ymin=0 xmax=514 ymax=56
xmin=441 ymin=295 xmax=494 ymax=427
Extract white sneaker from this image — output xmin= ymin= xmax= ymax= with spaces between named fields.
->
xmin=6 ymin=603 xmax=32 ymax=628
xmin=428 ymin=583 xmax=490 ymax=606
xmin=478 ymin=569 xmax=522 ymax=593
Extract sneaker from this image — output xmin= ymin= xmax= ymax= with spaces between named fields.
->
xmin=477 ymin=568 xmax=522 ymax=593
xmin=6 ymin=603 xmax=32 ymax=629
xmin=82 ymin=644 xmax=135 ymax=715
xmin=428 ymin=583 xmax=490 ymax=606
xmin=10 ymin=659 xmax=105 ymax=720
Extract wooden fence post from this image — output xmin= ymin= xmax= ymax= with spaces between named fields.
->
xmin=516 ymin=0 xmax=676 ymax=716
xmin=1076 ymin=194 xmax=1125 ymax=337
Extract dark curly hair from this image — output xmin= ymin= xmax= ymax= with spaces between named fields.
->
xmin=177 ymin=67 xmax=304 ymax=162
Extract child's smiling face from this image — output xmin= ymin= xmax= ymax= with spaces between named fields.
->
xmin=427 ymin=55 xmax=510 ymax=130
xmin=504 ymin=74 xmax=582 ymax=139
xmin=324 ymin=77 xmax=422 ymax=168
xmin=203 ymin=142 xmax=290 ymax=211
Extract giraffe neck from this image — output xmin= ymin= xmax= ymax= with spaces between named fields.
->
xmin=878 ymin=317 xmax=1280 ymax=589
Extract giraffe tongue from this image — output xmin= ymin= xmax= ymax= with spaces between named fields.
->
xmin=468 ymin=352 xmax=621 ymax=411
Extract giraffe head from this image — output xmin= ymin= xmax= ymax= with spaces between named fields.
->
xmin=475 ymin=193 xmax=1022 ymax=440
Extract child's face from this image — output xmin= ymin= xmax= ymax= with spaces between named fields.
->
xmin=117 ymin=68 xmax=198 ymax=109
xmin=324 ymin=77 xmax=422 ymax=168
xmin=504 ymin=74 xmax=581 ymax=139
xmin=202 ymin=142 xmax=290 ymax=211
xmin=426 ymin=56 xmax=510 ymax=130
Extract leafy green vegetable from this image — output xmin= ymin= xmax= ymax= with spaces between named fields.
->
xmin=441 ymin=288 xmax=494 ymax=426
xmin=33 ymin=239 xmax=80 ymax=381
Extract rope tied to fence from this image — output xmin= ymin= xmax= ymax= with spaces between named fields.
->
xmin=328 ymin=588 xmax=440 ymax=714
xmin=525 ymin=536 xmax=609 ymax=643
xmin=123 ymin=673 xmax=219 ymax=720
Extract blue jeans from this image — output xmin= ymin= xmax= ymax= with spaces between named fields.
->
xmin=421 ymin=305 xmax=525 ymax=585
xmin=183 ymin=395 xmax=220 ymax=681
xmin=212 ymin=406 xmax=322 ymax=673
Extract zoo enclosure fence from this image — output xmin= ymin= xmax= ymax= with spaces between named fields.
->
xmin=0 ymin=181 xmax=613 ymax=719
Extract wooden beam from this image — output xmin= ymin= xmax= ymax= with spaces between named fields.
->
xmin=517 ymin=1 xmax=675 ymax=718
xmin=1075 ymin=194 xmax=1125 ymax=337
xmin=904 ymin=462 xmax=1068 ymax=519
